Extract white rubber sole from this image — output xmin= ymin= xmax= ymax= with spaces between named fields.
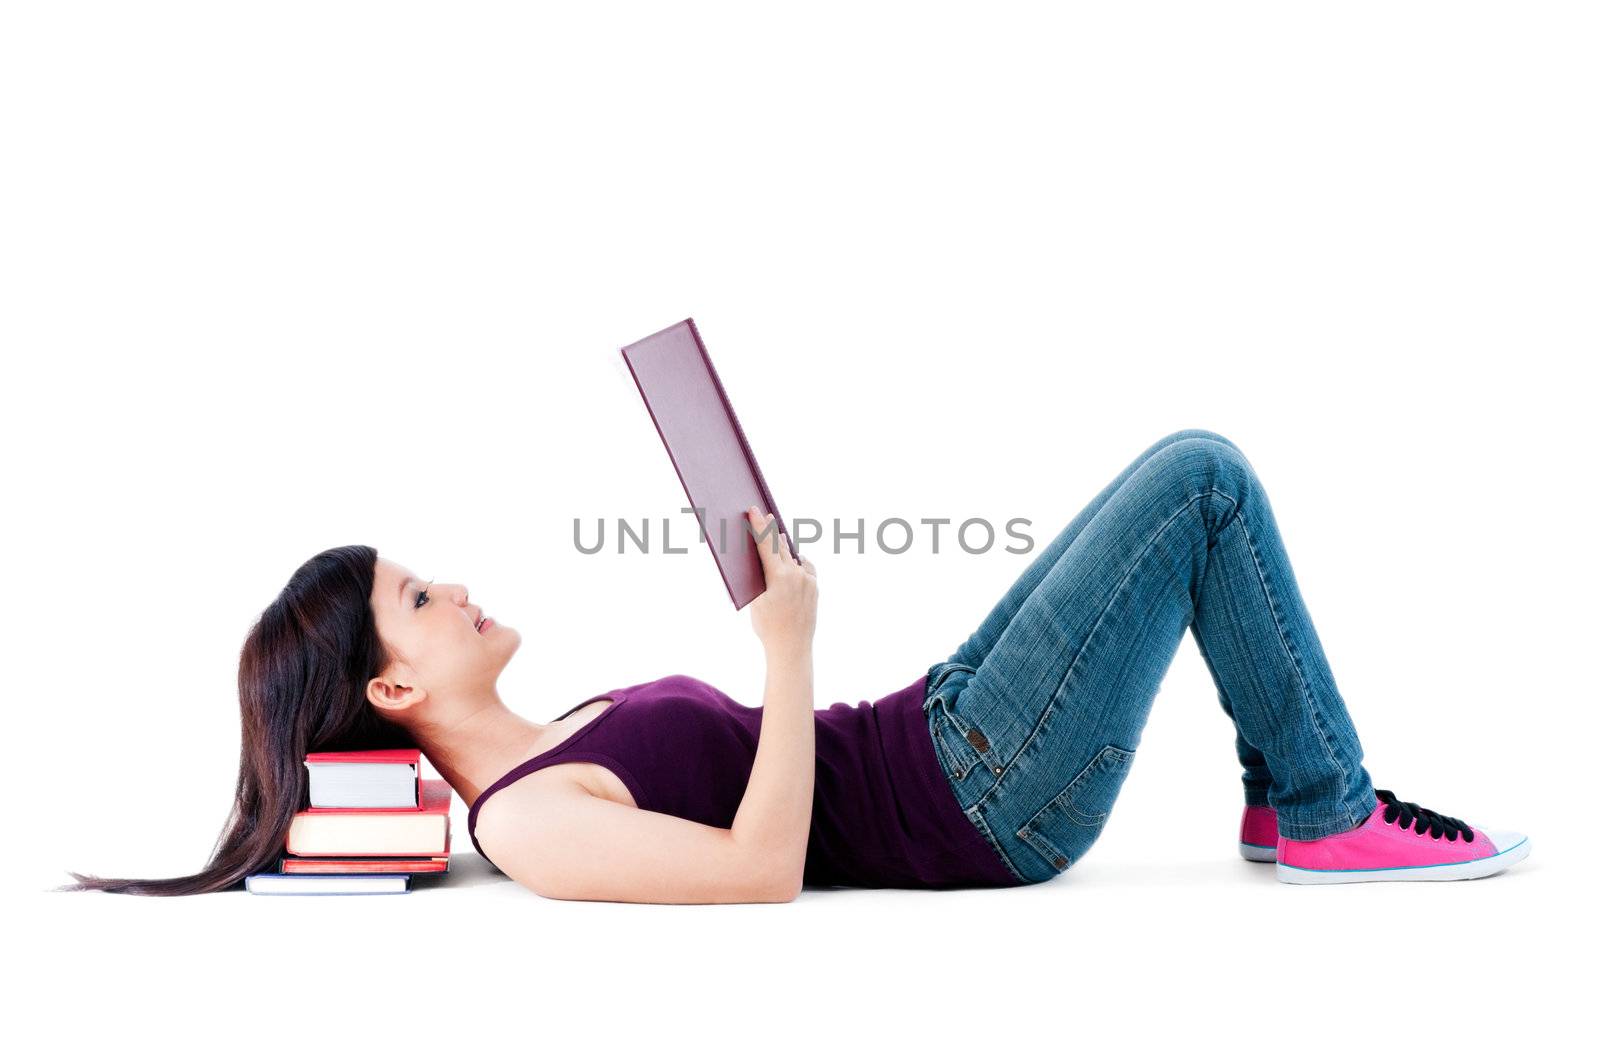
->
xmin=1239 ymin=842 xmax=1277 ymax=862
xmin=1275 ymin=835 xmax=1530 ymax=884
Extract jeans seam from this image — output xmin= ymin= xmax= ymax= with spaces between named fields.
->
xmin=932 ymin=705 xmax=985 ymax=779
xmin=968 ymin=489 xmax=1220 ymax=808
xmin=1016 ymin=818 xmax=1070 ymax=872
xmin=1222 ymin=487 xmax=1358 ymax=828
xmin=1276 ymin=792 xmax=1376 ymax=840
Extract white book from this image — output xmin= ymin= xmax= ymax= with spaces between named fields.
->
xmin=286 ymin=778 xmax=451 ymax=857
xmin=305 ymin=760 xmax=418 ymax=808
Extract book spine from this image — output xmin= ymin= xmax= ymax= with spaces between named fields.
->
xmin=687 ymin=318 xmax=799 ymax=562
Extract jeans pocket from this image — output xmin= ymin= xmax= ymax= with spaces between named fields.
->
xmin=1015 ymin=744 xmax=1136 ymax=873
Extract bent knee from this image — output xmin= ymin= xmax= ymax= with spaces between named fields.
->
xmin=1151 ymin=427 xmax=1244 ymax=457
xmin=1146 ymin=435 xmax=1256 ymax=495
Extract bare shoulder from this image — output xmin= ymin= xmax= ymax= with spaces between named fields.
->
xmin=474 ymin=771 xmax=580 ymax=853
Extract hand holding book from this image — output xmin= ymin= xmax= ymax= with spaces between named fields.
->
xmin=745 ymin=505 xmax=817 ymax=660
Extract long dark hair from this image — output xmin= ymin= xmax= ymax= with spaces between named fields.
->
xmin=60 ymin=545 xmax=414 ymax=896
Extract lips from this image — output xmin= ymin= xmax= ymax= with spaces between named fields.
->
xmin=475 ymin=614 xmax=493 ymax=634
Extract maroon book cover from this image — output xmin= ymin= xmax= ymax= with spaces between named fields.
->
xmin=620 ymin=318 xmax=800 ymax=609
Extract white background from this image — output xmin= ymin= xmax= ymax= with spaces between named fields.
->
xmin=6 ymin=1 xmax=1595 ymax=1057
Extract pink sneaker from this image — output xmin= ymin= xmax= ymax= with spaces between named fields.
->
xmin=1276 ymin=788 xmax=1529 ymax=884
xmin=1239 ymin=804 xmax=1278 ymax=862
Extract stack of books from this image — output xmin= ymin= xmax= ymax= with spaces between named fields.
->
xmin=244 ymin=749 xmax=451 ymax=896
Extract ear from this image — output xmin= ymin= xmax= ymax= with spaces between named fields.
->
xmin=367 ymin=671 xmax=425 ymax=715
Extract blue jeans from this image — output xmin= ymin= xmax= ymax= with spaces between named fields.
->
xmin=922 ymin=429 xmax=1378 ymax=884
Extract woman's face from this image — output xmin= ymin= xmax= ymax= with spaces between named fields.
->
xmin=366 ymin=557 xmax=521 ymax=714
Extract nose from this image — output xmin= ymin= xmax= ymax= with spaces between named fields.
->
xmin=448 ymin=584 xmax=470 ymax=605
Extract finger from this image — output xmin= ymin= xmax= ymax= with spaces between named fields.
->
xmin=774 ymin=522 xmax=802 ymax=561
xmin=767 ymin=514 xmax=786 ymax=558
xmin=767 ymin=514 xmax=791 ymax=557
xmin=747 ymin=507 xmax=783 ymax=567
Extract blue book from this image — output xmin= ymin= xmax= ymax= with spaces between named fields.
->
xmin=245 ymin=873 xmax=411 ymax=896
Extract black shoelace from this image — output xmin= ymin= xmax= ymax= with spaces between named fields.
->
xmin=1375 ymin=788 xmax=1475 ymax=843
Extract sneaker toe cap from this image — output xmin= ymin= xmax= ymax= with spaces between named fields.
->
xmin=1484 ymin=828 xmax=1528 ymax=855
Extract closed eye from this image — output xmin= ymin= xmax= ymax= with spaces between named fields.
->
xmin=413 ymin=580 xmax=433 ymax=609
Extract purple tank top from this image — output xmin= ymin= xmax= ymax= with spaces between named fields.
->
xmin=466 ymin=672 xmax=1021 ymax=889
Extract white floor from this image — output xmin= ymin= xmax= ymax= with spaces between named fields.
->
xmin=17 ymin=826 xmax=1579 ymax=1059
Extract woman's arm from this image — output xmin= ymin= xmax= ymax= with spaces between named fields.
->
xmin=478 ymin=508 xmax=820 ymax=904
xmin=729 ymin=642 xmax=814 ymax=899
xmin=731 ymin=507 xmax=819 ymax=897
xmin=474 ymin=781 xmax=801 ymax=903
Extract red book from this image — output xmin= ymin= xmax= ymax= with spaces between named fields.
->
xmin=286 ymin=779 xmax=452 ymax=857
xmin=280 ymin=857 xmax=449 ymax=875
xmin=304 ymin=749 xmax=422 ymax=763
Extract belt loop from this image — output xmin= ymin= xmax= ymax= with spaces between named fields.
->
xmin=931 ymin=661 xmax=975 ymax=688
